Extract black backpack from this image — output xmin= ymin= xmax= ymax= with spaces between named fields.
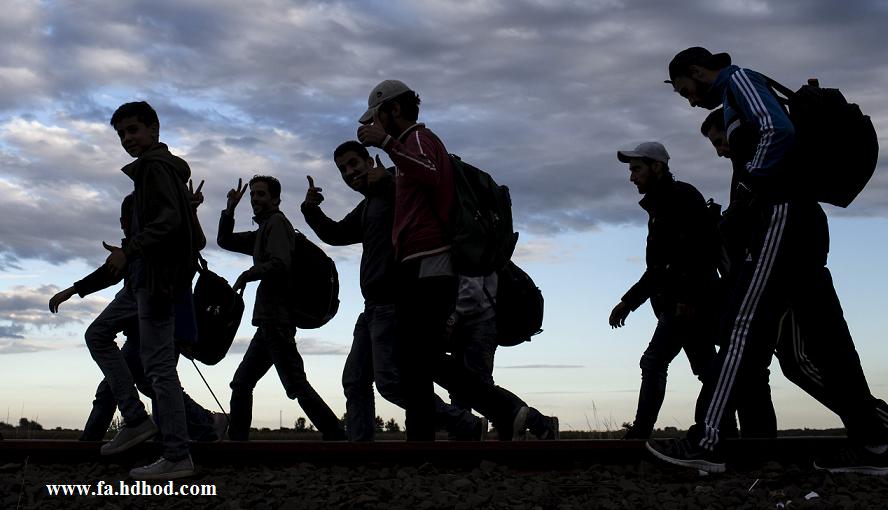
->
xmin=185 ymin=256 xmax=245 ymax=365
xmin=290 ymin=229 xmax=340 ymax=329
xmin=739 ymin=75 xmax=878 ymax=208
xmin=449 ymin=155 xmax=518 ymax=276
xmin=485 ymin=261 xmax=543 ymax=347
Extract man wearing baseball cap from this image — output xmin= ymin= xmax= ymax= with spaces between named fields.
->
xmin=355 ymin=80 xmax=558 ymax=442
xmin=610 ymin=142 xmax=720 ymax=441
xmin=648 ymin=47 xmax=888 ymax=475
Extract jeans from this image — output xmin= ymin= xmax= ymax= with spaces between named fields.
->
xmin=133 ymin=287 xmax=190 ymax=461
xmin=229 ymin=323 xmax=345 ymax=440
xmin=631 ymin=310 xmax=715 ymax=437
xmin=450 ymin=316 xmax=498 ymax=411
xmin=84 ymin=286 xmax=149 ymax=431
xmin=395 ymin=260 xmax=529 ymax=440
xmin=342 ymin=303 xmax=479 ymax=441
xmin=81 ymin=328 xmax=217 ymax=442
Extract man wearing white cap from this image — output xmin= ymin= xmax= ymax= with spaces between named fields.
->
xmin=356 ymin=80 xmax=558 ymax=441
xmin=609 ymin=142 xmax=720 ymax=440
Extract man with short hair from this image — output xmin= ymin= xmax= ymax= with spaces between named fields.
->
xmin=647 ymin=47 xmax=888 ymax=474
xmin=357 ymin=80 xmax=557 ymax=441
xmin=301 ymin=140 xmax=485 ymax=441
xmin=49 ymin=192 xmax=226 ymax=443
xmin=103 ymin=101 xmax=198 ymax=479
xmin=608 ymin=142 xmax=719 ymax=440
xmin=702 ymin=108 xmax=888 ymax=442
xmin=218 ymin=175 xmax=345 ymax=441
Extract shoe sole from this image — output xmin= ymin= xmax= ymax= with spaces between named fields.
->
xmin=130 ymin=468 xmax=196 ymax=481
xmin=645 ymin=442 xmax=726 ymax=474
xmin=100 ymin=427 xmax=157 ymax=456
xmin=814 ymin=462 xmax=888 ymax=476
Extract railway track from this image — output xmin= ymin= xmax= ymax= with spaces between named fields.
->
xmin=0 ymin=437 xmax=848 ymax=467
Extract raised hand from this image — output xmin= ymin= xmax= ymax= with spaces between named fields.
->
xmin=303 ymin=175 xmax=324 ymax=207
xmin=226 ymin=178 xmax=248 ymax=214
xmin=356 ymin=110 xmax=389 ymax=148
xmin=189 ymin=179 xmax=205 ymax=210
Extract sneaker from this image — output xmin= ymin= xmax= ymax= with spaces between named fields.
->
xmin=211 ymin=413 xmax=229 ymax=442
xmin=100 ymin=419 xmax=157 ymax=456
xmin=535 ymin=416 xmax=559 ymax=440
xmin=646 ymin=438 xmax=726 ymax=474
xmin=622 ymin=425 xmax=651 ymax=440
xmin=130 ymin=455 xmax=195 ymax=480
xmin=449 ymin=416 xmax=488 ymax=441
xmin=511 ymin=406 xmax=530 ymax=441
xmin=814 ymin=446 xmax=888 ymax=476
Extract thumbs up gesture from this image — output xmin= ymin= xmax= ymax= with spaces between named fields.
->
xmin=303 ymin=175 xmax=324 ymax=208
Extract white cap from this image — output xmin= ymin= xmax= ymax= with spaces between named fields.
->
xmin=359 ymin=80 xmax=412 ymax=124
xmin=617 ymin=141 xmax=670 ymax=165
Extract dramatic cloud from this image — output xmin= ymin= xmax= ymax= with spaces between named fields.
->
xmin=0 ymin=285 xmax=109 ymax=327
xmin=1 ymin=0 xmax=887 ymax=268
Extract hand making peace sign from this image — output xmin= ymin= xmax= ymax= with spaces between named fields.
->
xmin=226 ymin=178 xmax=248 ymax=214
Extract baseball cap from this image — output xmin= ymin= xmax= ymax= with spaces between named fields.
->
xmin=617 ymin=142 xmax=670 ymax=165
xmin=359 ymin=79 xmax=412 ymax=124
xmin=666 ymin=47 xmax=731 ymax=83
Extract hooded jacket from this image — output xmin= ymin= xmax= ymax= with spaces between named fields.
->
xmin=121 ymin=143 xmax=200 ymax=306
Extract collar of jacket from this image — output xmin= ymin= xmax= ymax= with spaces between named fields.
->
xmin=638 ymin=173 xmax=676 ymax=212
xmin=396 ymin=122 xmax=426 ymax=142
xmin=121 ymin=143 xmax=169 ymax=179
xmin=252 ymin=209 xmax=283 ymax=224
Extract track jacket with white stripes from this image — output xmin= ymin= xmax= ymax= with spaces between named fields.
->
xmin=717 ymin=65 xmax=796 ymax=198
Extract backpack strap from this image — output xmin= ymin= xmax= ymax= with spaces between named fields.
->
xmin=197 ymin=253 xmax=209 ymax=273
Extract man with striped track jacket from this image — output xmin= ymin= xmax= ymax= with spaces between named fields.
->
xmin=646 ymin=47 xmax=888 ymax=475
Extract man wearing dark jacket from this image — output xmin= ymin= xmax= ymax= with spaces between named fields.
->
xmin=99 ymin=101 xmax=198 ymax=479
xmin=49 ymin=192 xmax=225 ymax=443
xmin=648 ymin=47 xmax=888 ymax=475
xmin=218 ymin=175 xmax=345 ymax=441
xmin=609 ymin=142 xmax=720 ymax=440
xmin=302 ymin=140 xmax=485 ymax=441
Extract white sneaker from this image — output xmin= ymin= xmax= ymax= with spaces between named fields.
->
xmin=212 ymin=413 xmax=229 ymax=442
xmin=100 ymin=419 xmax=157 ymax=456
xmin=511 ymin=406 xmax=529 ymax=441
xmin=130 ymin=455 xmax=195 ymax=480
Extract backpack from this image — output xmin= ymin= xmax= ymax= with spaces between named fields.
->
xmin=737 ymin=75 xmax=878 ymax=208
xmin=449 ymin=155 xmax=518 ymax=276
xmin=289 ymin=229 xmax=340 ymax=329
xmin=185 ymin=255 xmax=245 ymax=365
xmin=484 ymin=261 xmax=544 ymax=347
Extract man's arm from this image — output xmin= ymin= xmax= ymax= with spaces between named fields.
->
xmin=302 ymin=201 xmax=364 ymax=246
xmin=728 ymin=69 xmax=795 ymax=177
xmin=234 ymin=215 xmax=291 ymax=291
xmin=217 ymin=210 xmax=256 ymax=256
xmin=49 ymin=262 xmax=123 ymax=313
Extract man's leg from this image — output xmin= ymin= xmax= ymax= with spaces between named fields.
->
xmin=264 ymin=324 xmax=345 ymax=440
xmin=134 ymin=288 xmax=189 ymax=462
xmin=84 ymin=287 xmax=148 ymax=427
xmin=394 ymin=262 xmax=456 ymax=441
xmin=342 ymin=311 xmax=377 ymax=441
xmin=630 ymin=315 xmax=689 ymax=438
xmin=81 ymin=380 xmax=117 ymax=441
xmin=228 ymin=331 xmax=274 ymax=441
xmin=450 ymin=317 xmax=498 ymax=412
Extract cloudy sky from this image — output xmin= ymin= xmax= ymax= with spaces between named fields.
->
xmin=2 ymin=0 xmax=888 ymax=433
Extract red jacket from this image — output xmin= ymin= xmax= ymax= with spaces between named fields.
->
xmin=380 ymin=123 xmax=453 ymax=261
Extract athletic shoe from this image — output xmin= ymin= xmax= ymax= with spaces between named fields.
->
xmin=511 ymin=406 xmax=530 ymax=441
xmin=211 ymin=413 xmax=229 ymax=442
xmin=100 ymin=419 xmax=157 ymax=456
xmin=130 ymin=455 xmax=195 ymax=480
xmin=535 ymin=416 xmax=559 ymax=440
xmin=646 ymin=438 xmax=726 ymax=474
xmin=622 ymin=425 xmax=651 ymax=440
xmin=814 ymin=446 xmax=888 ymax=476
